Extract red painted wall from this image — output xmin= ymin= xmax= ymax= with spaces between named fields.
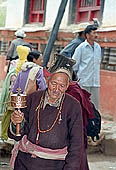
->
xmin=0 ymin=56 xmax=7 ymax=81
xmin=100 ymin=70 xmax=116 ymax=121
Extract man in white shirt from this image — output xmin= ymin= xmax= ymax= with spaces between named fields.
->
xmin=72 ymin=25 xmax=101 ymax=110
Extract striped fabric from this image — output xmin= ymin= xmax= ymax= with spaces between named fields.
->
xmin=10 ymin=135 xmax=68 ymax=168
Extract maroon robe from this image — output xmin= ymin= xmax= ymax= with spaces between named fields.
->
xmin=66 ymin=81 xmax=94 ymax=148
xmin=8 ymin=90 xmax=89 ymax=170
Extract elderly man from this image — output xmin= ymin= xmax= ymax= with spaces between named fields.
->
xmin=8 ymin=58 xmax=89 ymax=170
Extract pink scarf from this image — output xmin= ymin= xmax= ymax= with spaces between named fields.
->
xmin=10 ymin=135 xmax=68 ymax=168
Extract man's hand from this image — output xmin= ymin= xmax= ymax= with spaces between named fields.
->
xmin=11 ymin=110 xmax=24 ymax=125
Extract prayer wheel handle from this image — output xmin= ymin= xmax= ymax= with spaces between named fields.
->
xmin=11 ymin=88 xmax=27 ymax=136
xmin=16 ymin=108 xmax=22 ymax=136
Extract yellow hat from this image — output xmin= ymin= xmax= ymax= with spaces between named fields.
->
xmin=16 ymin=45 xmax=30 ymax=75
xmin=16 ymin=45 xmax=29 ymax=61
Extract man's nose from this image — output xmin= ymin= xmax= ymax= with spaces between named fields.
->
xmin=54 ymin=84 xmax=59 ymax=91
xmin=95 ymin=32 xmax=98 ymax=38
xmin=41 ymin=59 xmax=43 ymax=64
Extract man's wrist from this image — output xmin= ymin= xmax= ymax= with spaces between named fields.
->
xmin=10 ymin=119 xmax=25 ymax=134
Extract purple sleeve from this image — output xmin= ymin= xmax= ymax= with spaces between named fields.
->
xmin=12 ymin=73 xmax=20 ymax=93
xmin=36 ymin=68 xmax=47 ymax=90
xmin=10 ymin=75 xmax=17 ymax=91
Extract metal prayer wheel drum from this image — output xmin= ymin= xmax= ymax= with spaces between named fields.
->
xmin=11 ymin=93 xmax=27 ymax=108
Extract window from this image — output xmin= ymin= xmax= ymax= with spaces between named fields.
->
xmin=29 ymin=0 xmax=45 ymax=23
xmin=101 ymin=47 xmax=116 ymax=71
xmin=0 ymin=41 xmax=8 ymax=55
xmin=76 ymin=0 xmax=101 ymax=23
xmin=30 ymin=43 xmax=38 ymax=50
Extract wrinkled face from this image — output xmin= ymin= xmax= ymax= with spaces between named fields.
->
xmin=34 ymin=54 xmax=43 ymax=66
xmin=47 ymin=73 xmax=69 ymax=103
xmin=86 ymin=30 xmax=97 ymax=42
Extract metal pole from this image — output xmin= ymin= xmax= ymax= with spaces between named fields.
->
xmin=43 ymin=0 xmax=68 ymax=67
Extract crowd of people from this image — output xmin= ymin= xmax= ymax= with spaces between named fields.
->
xmin=0 ymin=24 xmax=101 ymax=170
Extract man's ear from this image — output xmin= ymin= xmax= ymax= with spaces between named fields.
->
xmin=66 ymin=79 xmax=70 ymax=90
xmin=86 ymin=33 xmax=89 ymax=39
xmin=33 ymin=58 xmax=36 ymax=63
xmin=45 ymin=76 xmax=49 ymax=86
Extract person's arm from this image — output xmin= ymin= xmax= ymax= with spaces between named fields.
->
xmin=36 ymin=68 xmax=47 ymax=90
xmin=72 ymin=45 xmax=82 ymax=73
xmin=8 ymin=112 xmax=25 ymax=141
xmin=8 ymin=95 xmax=31 ymax=141
xmin=63 ymin=101 xmax=84 ymax=170
xmin=6 ymin=42 xmax=15 ymax=60
xmin=10 ymin=74 xmax=17 ymax=91
xmin=12 ymin=73 xmax=21 ymax=93
xmin=60 ymin=39 xmax=78 ymax=58
xmin=99 ymin=45 xmax=102 ymax=62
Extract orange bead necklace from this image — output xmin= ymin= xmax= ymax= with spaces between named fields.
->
xmin=37 ymin=93 xmax=65 ymax=134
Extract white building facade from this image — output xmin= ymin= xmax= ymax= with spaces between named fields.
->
xmin=5 ymin=0 xmax=116 ymax=30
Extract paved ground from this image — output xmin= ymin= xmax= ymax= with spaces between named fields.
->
xmin=88 ymin=153 xmax=116 ymax=170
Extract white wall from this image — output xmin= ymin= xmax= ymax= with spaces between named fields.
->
xmin=5 ymin=0 xmax=25 ymax=28
xmin=45 ymin=0 xmax=70 ymax=29
xmin=102 ymin=0 xmax=116 ymax=27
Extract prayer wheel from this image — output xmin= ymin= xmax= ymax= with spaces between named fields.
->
xmin=11 ymin=88 xmax=27 ymax=136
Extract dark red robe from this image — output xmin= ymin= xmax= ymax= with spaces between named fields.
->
xmin=66 ymin=81 xmax=94 ymax=148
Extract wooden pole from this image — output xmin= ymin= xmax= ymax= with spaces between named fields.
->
xmin=43 ymin=0 xmax=68 ymax=67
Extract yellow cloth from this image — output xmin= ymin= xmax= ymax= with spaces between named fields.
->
xmin=16 ymin=45 xmax=30 ymax=75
